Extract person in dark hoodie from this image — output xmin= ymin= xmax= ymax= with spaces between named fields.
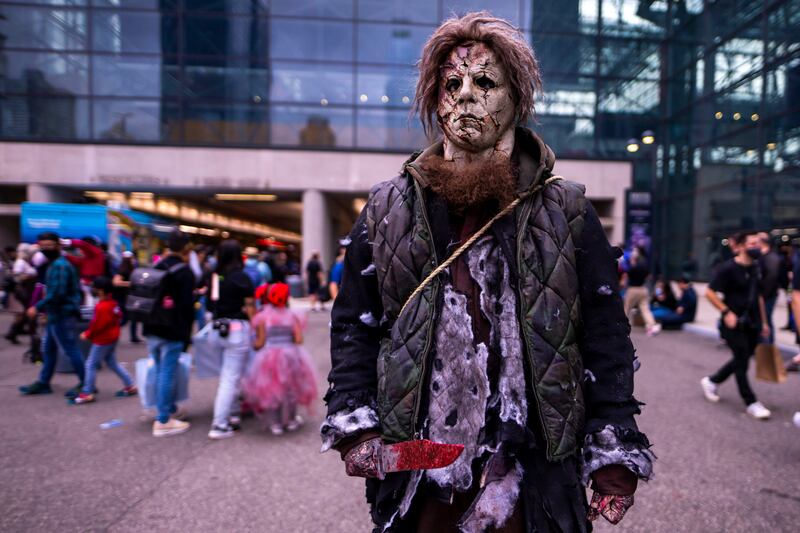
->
xmin=321 ymin=12 xmax=653 ymax=533
xmin=144 ymin=231 xmax=196 ymax=437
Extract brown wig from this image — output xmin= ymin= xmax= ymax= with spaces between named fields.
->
xmin=414 ymin=11 xmax=542 ymax=137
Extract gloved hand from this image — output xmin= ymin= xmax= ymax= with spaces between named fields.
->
xmin=344 ymin=437 xmax=383 ymax=478
xmin=587 ymin=492 xmax=634 ymax=524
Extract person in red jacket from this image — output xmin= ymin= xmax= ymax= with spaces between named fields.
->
xmin=74 ymin=276 xmax=137 ymax=404
xmin=63 ymin=237 xmax=106 ymax=282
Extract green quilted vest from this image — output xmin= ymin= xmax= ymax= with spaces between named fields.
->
xmin=367 ymin=136 xmax=587 ymax=461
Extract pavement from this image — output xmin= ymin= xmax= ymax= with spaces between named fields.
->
xmin=1 ymin=306 xmax=799 ymax=533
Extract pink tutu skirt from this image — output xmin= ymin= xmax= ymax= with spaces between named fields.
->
xmin=242 ymin=344 xmax=318 ymax=414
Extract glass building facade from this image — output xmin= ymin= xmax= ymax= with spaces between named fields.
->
xmin=0 ymin=0 xmax=798 ymax=276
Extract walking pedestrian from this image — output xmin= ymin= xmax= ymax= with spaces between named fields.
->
xmin=19 ymin=232 xmax=86 ymax=398
xmin=4 ymin=244 xmax=37 ymax=345
xmin=701 ymin=231 xmax=772 ymax=419
xmin=112 ymin=251 xmax=141 ymax=343
xmin=244 ymin=282 xmax=317 ymax=435
xmin=757 ymin=232 xmax=781 ymax=344
xmin=327 ymin=245 xmax=345 ymax=301
xmin=623 ymin=246 xmax=661 ymax=336
xmin=205 ymin=239 xmax=256 ymax=440
xmin=73 ymin=276 xmax=137 ymax=404
xmin=305 ymin=251 xmax=324 ymax=311
xmin=143 ymin=231 xmax=195 ymax=437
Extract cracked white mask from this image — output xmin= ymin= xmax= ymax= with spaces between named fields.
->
xmin=437 ymin=42 xmax=516 ymax=155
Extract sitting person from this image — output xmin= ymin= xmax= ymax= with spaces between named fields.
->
xmin=652 ymin=278 xmax=697 ymax=328
xmin=650 ymin=277 xmax=678 ymax=311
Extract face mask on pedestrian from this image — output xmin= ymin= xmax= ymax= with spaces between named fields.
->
xmin=41 ymin=249 xmax=60 ymax=261
xmin=745 ymin=247 xmax=762 ymax=260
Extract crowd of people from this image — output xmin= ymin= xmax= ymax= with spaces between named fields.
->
xmin=0 ymin=231 xmax=318 ymax=440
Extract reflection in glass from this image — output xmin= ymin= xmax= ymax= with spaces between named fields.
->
xmin=92 ymin=11 xmax=173 ymax=54
xmin=93 ymin=99 xmax=179 ymax=142
xmin=0 ymin=6 xmax=87 ymax=50
xmin=4 ymin=52 xmax=89 ymax=95
xmin=443 ymin=0 xmax=521 ymax=28
xmin=270 ymin=0 xmax=353 ymax=19
xmin=271 ymin=20 xmax=354 ymax=62
xmin=92 ymin=55 xmax=181 ymax=98
xmin=271 ymin=62 xmax=353 ymax=105
xmin=183 ymin=102 xmax=269 ymax=144
xmin=357 ymin=23 xmax=432 ymax=65
xmin=0 ymin=96 xmax=89 ymax=139
xmin=357 ymin=0 xmax=438 ymax=24
xmin=356 ymin=108 xmax=425 ymax=149
xmin=183 ymin=14 xmax=268 ymax=60
xmin=270 ymin=106 xmax=353 ymax=148
xmin=184 ymin=64 xmax=270 ymax=103
xmin=356 ymin=66 xmax=417 ymax=108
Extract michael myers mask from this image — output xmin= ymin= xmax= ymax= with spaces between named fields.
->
xmin=437 ymin=42 xmax=516 ymax=153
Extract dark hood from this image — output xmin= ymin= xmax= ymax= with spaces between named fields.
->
xmin=403 ymin=127 xmax=557 ymax=196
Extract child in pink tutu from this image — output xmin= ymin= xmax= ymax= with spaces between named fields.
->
xmin=243 ymin=283 xmax=318 ymax=434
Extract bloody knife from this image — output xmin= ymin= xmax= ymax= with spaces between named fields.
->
xmin=377 ymin=439 xmax=465 ymax=479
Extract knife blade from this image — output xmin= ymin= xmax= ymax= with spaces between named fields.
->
xmin=378 ymin=439 xmax=465 ymax=479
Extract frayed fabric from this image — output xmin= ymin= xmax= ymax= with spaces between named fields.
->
xmin=319 ymin=405 xmax=380 ymax=452
xmin=581 ymin=425 xmax=655 ymax=484
xmin=458 ymin=461 xmax=524 ymax=533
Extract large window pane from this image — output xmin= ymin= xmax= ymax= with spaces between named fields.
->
xmin=357 ymin=0 xmax=438 ymax=24
xmin=271 ymin=62 xmax=353 ymax=105
xmin=92 ymin=55 xmax=181 ymax=98
xmin=183 ymin=14 xmax=268 ymax=60
xmin=531 ymin=116 xmax=594 ymax=158
xmin=600 ymin=37 xmax=659 ymax=80
xmin=92 ymin=11 xmax=176 ymax=54
xmin=270 ymin=105 xmax=353 ymax=148
xmin=535 ymin=34 xmax=596 ymax=80
xmin=356 ymin=108 xmax=425 ymax=150
xmin=1 ymin=96 xmax=89 ymax=139
xmin=3 ymin=51 xmax=88 ymax=95
xmin=183 ymin=102 xmax=269 ymax=145
xmin=93 ymin=99 xmax=180 ymax=142
xmin=184 ymin=64 xmax=270 ymax=103
xmin=270 ymin=19 xmax=354 ymax=61
xmin=270 ymin=0 xmax=353 ymax=19
xmin=356 ymin=66 xmax=417 ymax=108
xmin=0 ymin=6 xmax=87 ymax=50
xmin=357 ymin=23 xmax=432 ymax=65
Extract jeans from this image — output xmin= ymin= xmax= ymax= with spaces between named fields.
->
xmin=82 ymin=342 xmax=133 ymax=394
xmin=146 ymin=335 xmax=184 ymax=424
xmin=209 ymin=320 xmax=251 ymax=428
xmin=711 ymin=326 xmax=759 ymax=406
xmin=39 ymin=316 xmax=85 ymax=386
xmin=762 ymin=295 xmax=776 ymax=344
xmin=195 ymin=296 xmax=208 ymax=330
xmin=652 ymin=306 xmax=687 ymax=326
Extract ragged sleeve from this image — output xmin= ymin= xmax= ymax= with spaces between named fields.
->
xmin=576 ymin=202 xmax=654 ymax=484
xmin=320 ymin=207 xmax=384 ymax=452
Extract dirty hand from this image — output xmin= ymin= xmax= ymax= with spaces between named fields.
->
xmin=587 ymin=491 xmax=634 ymax=525
xmin=344 ymin=437 xmax=382 ymax=479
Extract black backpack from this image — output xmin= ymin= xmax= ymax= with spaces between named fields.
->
xmin=126 ymin=263 xmax=187 ymax=326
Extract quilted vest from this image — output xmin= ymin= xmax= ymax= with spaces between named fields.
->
xmin=366 ymin=154 xmax=587 ymax=461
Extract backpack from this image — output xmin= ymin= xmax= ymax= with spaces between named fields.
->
xmin=126 ymin=263 xmax=187 ymax=326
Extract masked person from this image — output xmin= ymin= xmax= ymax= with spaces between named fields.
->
xmin=701 ymin=231 xmax=772 ymax=419
xmin=321 ymin=13 xmax=653 ymax=532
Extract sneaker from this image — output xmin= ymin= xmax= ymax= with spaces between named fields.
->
xmin=208 ymin=425 xmax=236 ymax=440
xmin=646 ymin=324 xmax=662 ymax=337
xmin=64 ymin=385 xmax=83 ymax=399
xmin=115 ymin=386 xmax=138 ymax=397
xmin=700 ymin=377 xmax=720 ymax=403
xmin=746 ymin=401 xmax=771 ymax=420
xmin=228 ymin=416 xmax=242 ymax=431
xmin=73 ymin=392 xmax=96 ymax=404
xmin=19 ymin=381 xmax=53 ymax=395
xmin=269 ymin=423 xmax=284 ymax=436
xmin=286 ymin=415 xmax=305 ymax=432
xmin=153 ymin=418 xmax=191 ymax=437
xmin=793 ymin=412 xmax=800 ymax=429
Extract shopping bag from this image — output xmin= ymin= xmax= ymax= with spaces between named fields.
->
xmin=755 ymin=344 xmax=788 ymax=383
xmin=136 ymin=353 xmax=193 ymax=409
xmin=193 ymin=324 xmax=222 ymax=379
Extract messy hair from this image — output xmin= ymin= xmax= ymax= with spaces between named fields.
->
xmin=414 ymin=11 xmax=543 ymax=137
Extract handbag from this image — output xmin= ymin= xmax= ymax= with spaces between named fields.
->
xmin=755 ymin=344 xmax=787 ymax=383
xmin=192 ymin=323 xmax=223 ymax=379
xmin=136 ymin=353 xmax=192 ymax=409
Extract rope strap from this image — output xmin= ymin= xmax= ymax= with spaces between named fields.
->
xmin=397 ymin=175 xmax=563 ymax=318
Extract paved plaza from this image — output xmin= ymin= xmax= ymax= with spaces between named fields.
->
xmin=1 ymin=309 xmax=799 ymax=532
